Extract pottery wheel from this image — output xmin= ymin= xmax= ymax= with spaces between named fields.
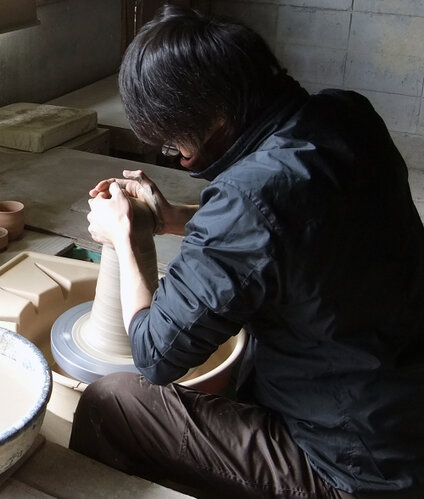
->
xmin=51 ymin=301 xmax=139 ymax=384
xmin=51 ymin=197 xmax=158 ymax=384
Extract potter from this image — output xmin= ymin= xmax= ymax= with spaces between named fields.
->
xmin=68 ymin=6 xmax=424 ymax=498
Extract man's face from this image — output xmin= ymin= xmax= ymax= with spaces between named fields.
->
xmin=178 ymin=144 xmax=199 ymax=170
xmin=175 ymin=118 xmax=233 ymax=172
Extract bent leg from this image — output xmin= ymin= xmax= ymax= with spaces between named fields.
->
xmin=69 ymin=372 xmax=351 ymax=498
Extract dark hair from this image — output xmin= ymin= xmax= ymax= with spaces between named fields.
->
xmin=119 ymin=4 xmax=288 ymax=151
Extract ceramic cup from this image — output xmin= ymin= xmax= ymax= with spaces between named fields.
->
xmin=0 ymin=227 xmax=8 ymax=251
xmin=0 ymin=201 xmax=24 ymax=241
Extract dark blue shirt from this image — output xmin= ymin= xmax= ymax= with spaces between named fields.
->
xmin=130 ymin=82 xmax=424 ymax=494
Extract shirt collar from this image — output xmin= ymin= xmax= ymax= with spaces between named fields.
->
xmin=190 ymin=78 xmax=309 ymax=182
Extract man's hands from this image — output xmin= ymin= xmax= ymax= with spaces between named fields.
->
xmin=87 ymin=181 xmax=132 ymax=249
xmin=88 ymin=169 xmax=199 ymax=237
xmin=87 ymin=169 xmax=200 ymax=327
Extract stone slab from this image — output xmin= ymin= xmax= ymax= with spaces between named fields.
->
xmin=3 ymin=439 xmax=193 ymax=498
xmin=0 ymin=436 xmax=45 ymax=489
xmin=0 ymin=478 xmax=54 ymax=498
xmin=0 ymin=103 xmax=97 ymax=153
xmin=0 ymin=128 xmax=110 ymax=157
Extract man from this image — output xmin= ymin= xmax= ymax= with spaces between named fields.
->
xmin=69 ymin=4 xmax=424 ymax=498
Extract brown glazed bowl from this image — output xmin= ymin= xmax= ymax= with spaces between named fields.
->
xmin=0 ymin=227 xmax=8 ymax=251
xmin=0 ymin=201 xmax=24 ymax=240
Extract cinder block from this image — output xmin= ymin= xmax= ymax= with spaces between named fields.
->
xmin=354 ymin=0 xmax=424 ymax=16
xmin=419 ymin=98 xmax=424 ymax=135
xmin=277 ymin=6 xmax=351 ymax=48
xmin=412 ymin=200 xmax=424 ymax=224
xmin=408 ymin=168 xmax=424 ymax=204
xmin=233 ymin=0 xmax=352 ymax=8
xmin=276 ymin=43 xmax=346 ymax=86
xmin=408 ymin=168 xmax=424 ymax=223
xmin=347 ymin=12 xmax=424 ymax=96
xmin=299 ymin=82 xmax=330 ymax=95
xmin=345 ymin=53 xmax=424 ymax=96
xmin=391 ymin=132 xmax=424 ymax=170
xmin=349 ymin=12 xmax=424 ymax=58
xmin=280 ymin=0 xmax=352 ymax=8
xmin=210 ymin=1 xmax=278 ymax=48
xmin=354 ymin=89 xmax=420 ymax=133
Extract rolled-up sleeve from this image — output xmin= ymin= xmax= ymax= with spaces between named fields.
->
xmin=128 ymin=182 xmax=275 ymax=384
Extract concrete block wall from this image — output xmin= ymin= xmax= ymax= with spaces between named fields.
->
xmin=193 ymin=0 xmax=424 ymax=172
xmin=0 ymin=0 xmax=122 ymax=106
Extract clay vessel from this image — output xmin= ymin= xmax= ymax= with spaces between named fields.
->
xmin=0 ymin=227 xmax=8 ymax=251
xmin=0 ymin=201 xmax=24 ymax=240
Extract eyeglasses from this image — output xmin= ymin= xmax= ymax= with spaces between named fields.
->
xmin=161 ymin=143 xmax=180 ymax=157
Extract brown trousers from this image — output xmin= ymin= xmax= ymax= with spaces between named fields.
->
xmin=68 ymin=373 xmax=417 ymax=499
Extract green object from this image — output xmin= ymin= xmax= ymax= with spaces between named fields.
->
xmin=63 ymin=246 xmax=101 ymax=263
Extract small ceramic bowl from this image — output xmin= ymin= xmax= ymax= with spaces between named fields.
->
xmin=0 ymin=201 xmax=24 ymax=241
xmin=0 ymin=227 xmax=8 ymax=251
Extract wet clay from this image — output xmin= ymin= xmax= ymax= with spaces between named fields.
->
xmin=71 ymin=199 xmax=158 ymax=364
xmin=0 ymin=355 xmax=38 ymax=433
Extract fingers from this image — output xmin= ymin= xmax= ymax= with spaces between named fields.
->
xmin=95 ymin=191 xmax=110 ymax=199
xmin=121 ymin=170 xmax=151 ymax=198
xmin=89 ymin=172 xmax=161 ymax=211
xmin=89 ymin=178 xmax=116 ymax=198
xmin=109 ymin=180 xmax=124 ymax=197
xmin=87 ymin=181 xmax=123 ymax=211
xmin=86 ymin=182 xmax=129 ymax=247
xmin=123 ymin=170 xmax=154 ymax=189
xmin=91 ymin=172 xmax=153 ymax=200
xmin=123 ymin=169 xmax=143 ymax=180
xmin=123 ymin=169 xmax=157 ymax=197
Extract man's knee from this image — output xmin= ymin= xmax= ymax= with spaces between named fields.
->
xmin=74 ymin=372 xmax=148 ymax=425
